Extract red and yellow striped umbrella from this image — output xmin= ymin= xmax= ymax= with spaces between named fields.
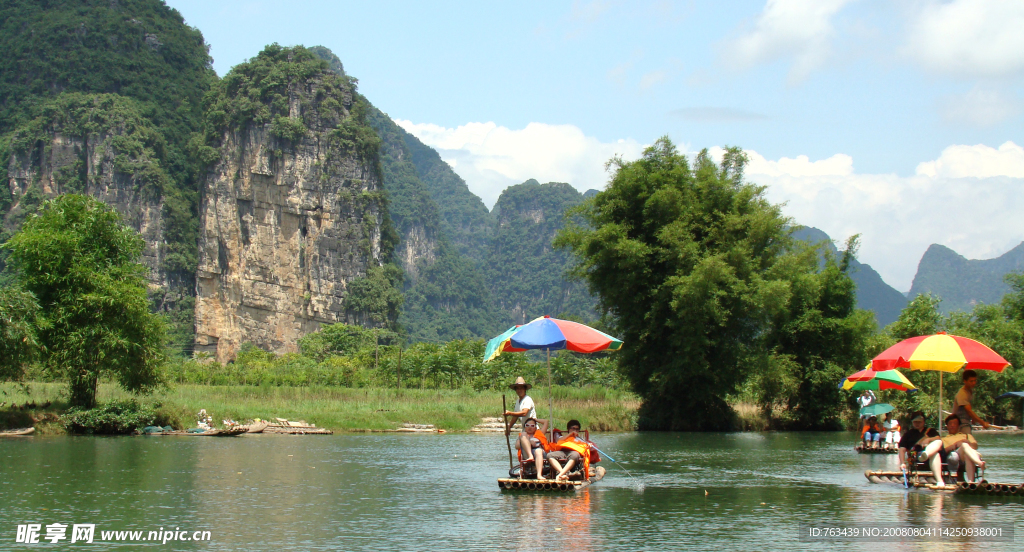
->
xmin=871 ymin=332 xmax=1010 ymax=373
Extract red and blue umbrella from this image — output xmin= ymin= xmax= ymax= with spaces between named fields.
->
xmin=483 ymin=316 xmax=622 ymax=436
xmin=483 ymin=316 xmax=622 ymax=362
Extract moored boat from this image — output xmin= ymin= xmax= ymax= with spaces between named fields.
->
xmin=0 ymin=427 xmax=34 ymax=436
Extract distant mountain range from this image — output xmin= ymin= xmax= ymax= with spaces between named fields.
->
xmin=909 ymin=242 xmax=1024 ymax=314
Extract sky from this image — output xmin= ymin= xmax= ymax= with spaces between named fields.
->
xmin=166 ymin=0 xmax=1024 ymax=292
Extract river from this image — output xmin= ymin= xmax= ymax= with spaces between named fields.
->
xmin=3 ymin=432 xmax=1024 ymax=550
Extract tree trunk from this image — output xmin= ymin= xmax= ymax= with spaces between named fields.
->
xmin=69 ymin=369 xmax=98 ymax=409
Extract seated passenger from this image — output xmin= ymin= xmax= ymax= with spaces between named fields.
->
xmin=898 ymin=411 xmax=946 ymax=487
xmin=515 ymin=417 xmax=549 ymax=480
xmin=941 ymin=414 xmax=985 ymax=482
xmin=548 ymin=419 xmax=589 ymax=481
xmin=862 ymin=416 xmax=882 ymax=449
xmin=883 ymin=413 xmax=901 ymax=451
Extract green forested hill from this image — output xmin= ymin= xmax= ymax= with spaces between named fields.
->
xmin=399 ymin=126 xmax=495 ymax=262
xmin=0 ymin=0 xmax=215 ymax=351
xmin=486 ymin=180 xmax=597 ymax=324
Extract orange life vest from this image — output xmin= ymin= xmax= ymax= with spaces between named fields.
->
xmin=555 ymin=435 xmax=591 ymax=473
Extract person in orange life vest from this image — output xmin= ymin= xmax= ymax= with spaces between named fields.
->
xmin=515 ymin=417 xmax=550 ymax=479
xmin=549 ymin=419 xmax=590 ymax=481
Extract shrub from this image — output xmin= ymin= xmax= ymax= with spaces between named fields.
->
xmin=61 ymin=399 xmax=156 ymax=434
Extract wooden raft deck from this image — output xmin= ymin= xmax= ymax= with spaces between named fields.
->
xmin=865 ymin=470 xmax=1024 ymax=496
xmin=498 ymin=466 xmax=606 ymax=492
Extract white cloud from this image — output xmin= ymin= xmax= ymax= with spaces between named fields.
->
xmin=939 ymin=87 xmax=1022 ymax=128
xmin=639 ymin=70 xmax=667 ymax=91
xmin=739 ymin=145 xmax=1024 ymax=291
xmin=915 ymin=141 xmax=1024 ymax=178
xmin=395 ymin=120 xmax=646 ymax=208
xmin=723 ymin=0 xmax=854 ymax=83
xmin=904 ymin=0 xmax=1024 ymax=78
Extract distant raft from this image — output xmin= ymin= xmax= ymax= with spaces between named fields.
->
xmin=498 ymin=466 xmax=606 ymax=492
xmin=855 ymin=444 xmax=897 ymax=454
xmin=864 ymin=470 xmax=1024 ymax=496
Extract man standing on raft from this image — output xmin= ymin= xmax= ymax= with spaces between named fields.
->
xmin=504 ymin=377 xmax=538 ymax=435
xmin=953 ymin=369 xmax=990 ymax=433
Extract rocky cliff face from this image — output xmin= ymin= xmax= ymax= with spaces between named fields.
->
xmin=194 ymin=46 xmax=392 ymax=362
xmin=4 ymin=94 xmax=168 ymax=289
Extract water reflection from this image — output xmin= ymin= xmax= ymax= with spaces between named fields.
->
xmin=3 ymin=432 xmax=1024 ymax=551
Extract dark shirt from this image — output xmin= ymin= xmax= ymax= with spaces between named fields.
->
xmin=899 ymin=427 xmax=938 ymax=450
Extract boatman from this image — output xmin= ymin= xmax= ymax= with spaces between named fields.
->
xmin=504 ymin=377 xmax=537 ymax=435
xmin=953 ymin=369 xmax=990 ymax=434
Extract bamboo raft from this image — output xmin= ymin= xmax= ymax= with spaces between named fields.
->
xmin=0 ymin=427 xmax=34 ymax=436
xmin=498 ymin=466 xmax=606 ymax=492
xmin=854 ymin=444 xmax=897 ymax=454
xmin=865 ymin=470 xmax=1024 ymax=496
xmin=143 ymin=427 xmax=248 ymax=436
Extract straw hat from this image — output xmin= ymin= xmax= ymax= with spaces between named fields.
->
xmin=509 ymin=376 xmax=532 ymax=390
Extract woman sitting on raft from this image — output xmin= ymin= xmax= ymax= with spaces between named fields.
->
xmin=515 ymin=417 xmax=550 ymax=480
xmin=899 ymin=411 xmax=946 ymax=487
xmin=861 ymin=416 xmax=882 ymax=449
xmin=941 ymin=414 xmax=986 ymax=482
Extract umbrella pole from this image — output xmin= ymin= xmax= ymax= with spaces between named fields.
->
xmin=938 ymin=372 xmax=943 ymax=431
xmin=547 ymin=348 xmax=554 ymax=443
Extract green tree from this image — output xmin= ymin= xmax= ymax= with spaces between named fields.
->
xmin=3 ymin=195 xmax=165 ymax=407
xmin=0 ymin=285 xmax=44 ymax=379
xmin=557 ymin=138 xmax=871 ymax=430
xmin=756 ymin=238 xmax=876 ymax=428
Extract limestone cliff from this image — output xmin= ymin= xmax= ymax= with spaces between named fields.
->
xmin=4 ymin=94 xmax=168 ymax=289
xmin=194 ymin=46 xmax=397 ymax=362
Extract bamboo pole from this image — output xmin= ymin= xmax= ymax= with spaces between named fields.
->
xmin=547 ymin=348 xmax=554 ymax=442
xmin=503 ymin=394 xmax=513 ymax=470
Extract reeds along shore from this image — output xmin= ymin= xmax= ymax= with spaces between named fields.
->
xmin=0 ymin=382 xmax=640 ymax=434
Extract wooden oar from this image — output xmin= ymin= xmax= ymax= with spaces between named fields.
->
xmin=503 ymin=394 xmax=513 ymax=469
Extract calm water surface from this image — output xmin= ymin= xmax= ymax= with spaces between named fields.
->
xmin=3 ymin=432 xmax=1024 ymax=550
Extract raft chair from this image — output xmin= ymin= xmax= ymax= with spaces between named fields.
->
xmin=908 ymin=449 xmax=967 ymax=485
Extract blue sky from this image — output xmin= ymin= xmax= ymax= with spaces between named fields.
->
xmin=167 ymin=0 xmax=1024 ymax=291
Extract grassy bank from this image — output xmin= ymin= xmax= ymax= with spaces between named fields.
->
xmin=0 ymin=382 xmax=640 ymax=434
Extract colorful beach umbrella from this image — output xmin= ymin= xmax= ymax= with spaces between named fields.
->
xmin=840 ymin=367 xmax=917 ymax=392
xmin=484 ymin=316 xmax=622 ymax=437
xmin=871 ymin=332 xmax=1011 ymax=428
xmin=871 ymin=332 xmax=1010 ymax=373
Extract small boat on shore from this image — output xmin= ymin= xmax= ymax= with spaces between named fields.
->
xmin=0 ymin=427 xmax=34 ymax=436
xmin=142 ymin=427 xmax=248 ymax=436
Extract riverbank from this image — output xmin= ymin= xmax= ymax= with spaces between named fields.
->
xmin=0 ymin=382 xmax=640 ymax=434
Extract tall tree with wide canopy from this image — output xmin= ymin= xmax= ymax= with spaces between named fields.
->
xmin=3 ymin=195 xmax=165 ymax=407
xmin=557 ymin=137 xmax=871 ymax=430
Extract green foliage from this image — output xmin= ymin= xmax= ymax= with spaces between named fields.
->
xmin=344 ymin=264 xmax=405 ymax=329
xmin=753 ymin=238 xmax=876 ymax=429
xmin=298 ymin=323 xmax=379 ymax=361
xmin=556 ymin=138 xmax=874 ymax=430
xmin=61 ymin=399 xmax=156 ymax=434
xmin=0 ymin=286 xmax=45 ymax=379
xmin=3 ymin=195 xmax=166 ymax=408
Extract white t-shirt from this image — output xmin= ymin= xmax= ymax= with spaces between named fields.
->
xmin=513 ymin=395 xmax=536 ymax=425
